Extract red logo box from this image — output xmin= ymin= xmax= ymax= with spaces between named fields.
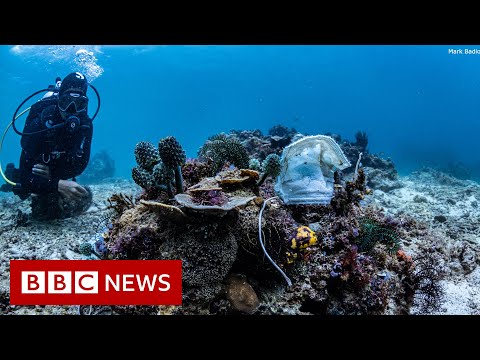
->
xmin=10 ymin=260 xmax=182 ymax=305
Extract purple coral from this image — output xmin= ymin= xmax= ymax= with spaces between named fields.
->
xmin=182 ymin=158 xmax=213 ymax=188
xmin=109 ymin=227 xmax=160 ymax=260
xmin=190 ymin=190 xmax=228 ymax=206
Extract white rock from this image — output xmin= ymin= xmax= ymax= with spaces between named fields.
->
xmin=65 ymin=250 xmax=82 ymax=260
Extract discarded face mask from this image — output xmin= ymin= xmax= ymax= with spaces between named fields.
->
xmin=274 ymin=134 xmax=351 ymax=205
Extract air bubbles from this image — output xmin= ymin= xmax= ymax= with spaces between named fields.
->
xmin=10 ymin=45 xmax=104 ymax=82
xmin=74 ymin=48 xmax=104 ymax=80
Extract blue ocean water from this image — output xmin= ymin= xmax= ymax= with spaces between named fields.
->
xmin=1 ymin=45 xmax=479 ymax=182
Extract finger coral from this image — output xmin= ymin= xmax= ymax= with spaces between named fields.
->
xmin=152 ymin=161 xmax=174 ymax=197
xmin=131 ymin=166 xmax=154 ymax=189
xmin=158 ymin=136 xmax=186 ymax=169
xmin=158 ymin=136 xmax=186 ymax=194
xmin=134 ymin=141 xmax=160 ymax=170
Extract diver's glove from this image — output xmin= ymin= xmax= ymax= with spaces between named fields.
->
xmin=0 ymin=183 xmax=13 ymax=192
xmin=1 ymin=182 xmax=29 ymax=201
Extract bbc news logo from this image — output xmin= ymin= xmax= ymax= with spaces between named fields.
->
xmin=22 ymin=271 xmax=100 ymax=294
xmin=10 ymin=260 xmax=182 ymax=305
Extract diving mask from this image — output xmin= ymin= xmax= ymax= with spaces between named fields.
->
xmin=58 ymin=92 xmax=88 ymax=113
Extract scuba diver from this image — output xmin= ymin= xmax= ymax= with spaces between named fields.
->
xmin=0 ymin=71 xmax=101 ymax=220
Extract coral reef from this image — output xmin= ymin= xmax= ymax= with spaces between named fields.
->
xmin=232 ymin=199 xmax=297 ymax=280
xmin=0 ymin=128 xmax=474 ymax=315
xmin=131 ymin=136 xmax=187 ymax=199
xmin=229 ymin=129 xmax=275 ymax=161
xmin=248 ymin=158 xmax=262 ymax=172
xmin=227 ymin=125 xmax=298 ymax=163
xmin=268 ymin=125 xmax=298 ymax=149
xmin=190 ymin=188 xmax=228 ymax=206
xmin=356 ymin=217 xmax=401 ymax=254
xmin=335 ymin=130 xmax=401 ymax=193
xmin=182 ymin=158 xmax=214 ymax=189
xmin=107 ymin=193 xmax=136 ymax=216
xmin=98 ymin=130 xmax=452 ymax=315
xmin=268 ymin=124 xmax=297 ymax=138
xmin=78 ymin=242 xmax=94 ymax=256
xmin=158 ymin=136 xmax=186 ymax=194
xmin=162 ymin=223 xmax=239 ymax=306
xmin=152 ymin=161 xmax=174 ymax=197
xmin=134 ymin=141 xmax=160 ymax=171
xmin=132 ymin=166 xmax=155 ymax=189
xmin=330 ymin=167 xmax=368 ymax=216
xmin=257 ymin=153 xmax=281 ymax=186
xmin=198 ymin=133 xmax=250 ymax=175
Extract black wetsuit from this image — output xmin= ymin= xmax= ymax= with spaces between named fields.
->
xmin=10 ymin=96 xmax=93 ymax=218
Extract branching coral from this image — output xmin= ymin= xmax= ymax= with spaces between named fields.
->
xmin=198 ymin=133 xmax=250 ymax=175
xmin=330 ymin=167 xmax=368 ymax=216
xmin=338 ymin=245 xmax=372 ymax=287
xmin=354 ymin=131 xmax=369 ymax=152
xmin=107 ymin=193 xmax=136 ymax=216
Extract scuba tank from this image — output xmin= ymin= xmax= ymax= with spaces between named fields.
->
xmin=41 ymin=77 xmax=62 ymax=100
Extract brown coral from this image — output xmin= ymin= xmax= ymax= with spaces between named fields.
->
xmin=139 ymin=199 xmax=187 ymax=223
xmin=175 ymin=193 xmax=255 ymax=217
